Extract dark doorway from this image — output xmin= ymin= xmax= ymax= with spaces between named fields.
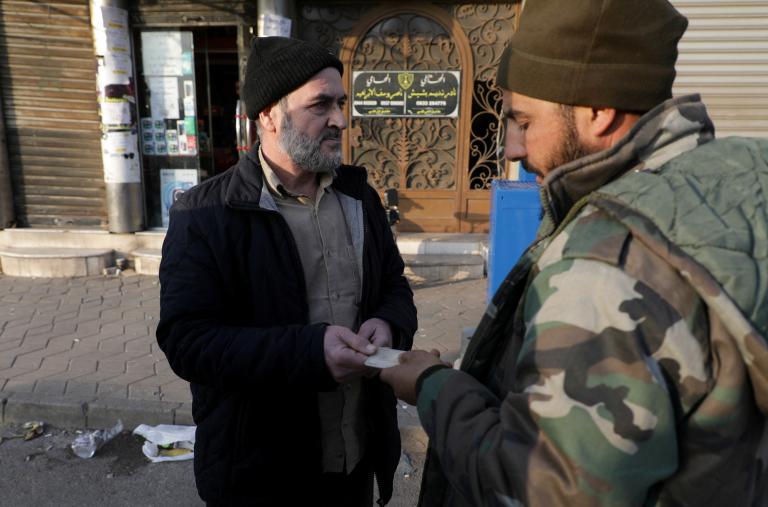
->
xmin=134 ymin=26 xmax=239 ymax=228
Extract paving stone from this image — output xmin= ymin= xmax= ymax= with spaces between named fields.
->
xmin=51 ymin=321 xmax=78 ymax=335
xmin=23 ymin=323 xmax=55 ymax=338
xmin=396 ymin=402 xmax=422 ymax=428
xmin=1 ymin=313 xmax=35 ymax=329
xmin=65 ymin=381 xmax=98 ymax=397
xmin=2 ymin=378 xmax=36 ymax=393
xmin=34 ymin=379 xmax=68 ymax=396
xmin=98 ymin=339 xmax=128 ymax=354
xmin=68 ymin=369 xmax=123 ymax=384
xmin=96 ymin=383 xmax=128 ymax=399
xmin=126 ymin=359 xmax=156 ymax=375
xmin=68 ymin=357 xmax=99 ymax=372
xmin=99 ymin=307 xmax=123 ymax=321
xmin=53 ymin=310 xmax=81 ymax=323
xmin=96 ymin=322 xmax=126 ymax=339
xmin=38 ymin=356 xmax=72 ymax=370
xmin=103 ymin=370 xmax=154 ymax=386
xmin=154 ymin=359 xmax=174 ymax=373
xmin=0 ymin=338 xmax=23 ymax=353
xmin=72 ymin=320 xmax=101 ymax=337
xmin=96 ymin=358 xmax=127 ymax=373
xmin=128 ymin=383 xmax=162 ymax=401
xmin=0 ymin=355 xmax=13 ymax=370
xmin=124 ymin=337 xmax=152 ymax=354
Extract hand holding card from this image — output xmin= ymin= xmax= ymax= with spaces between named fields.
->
xmin=364 ymin=347 xmax=404 ymax=369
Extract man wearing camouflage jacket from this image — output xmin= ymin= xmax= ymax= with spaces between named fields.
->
xmin=381 ymin=0 xmax=768 ymax=505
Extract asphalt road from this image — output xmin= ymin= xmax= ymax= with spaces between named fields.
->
xmin=0 ymin=422 xmax=425 ymax=507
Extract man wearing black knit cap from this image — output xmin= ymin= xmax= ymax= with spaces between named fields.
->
xmin=157 ymin=36 xmax=416 ymax=506
xmin=380 ymin=0 xmax=768 ymax=505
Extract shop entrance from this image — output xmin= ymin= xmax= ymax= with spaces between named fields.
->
xmin=340 ymin=6 xmax=473 ymax=232
xmin=134 ymin=26 xmax=239 ymax=228
xmin=299 ymin=3 xmax=519 ymax=232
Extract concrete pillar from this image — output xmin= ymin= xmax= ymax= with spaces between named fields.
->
xmin=90 ymin=0 xmax=144 ymax=233
xmin=0 ymin=90 xmax=15 ymax=229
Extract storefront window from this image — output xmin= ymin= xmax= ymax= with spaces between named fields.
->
xmin=134 ymin=26 xmax=239 ymax=228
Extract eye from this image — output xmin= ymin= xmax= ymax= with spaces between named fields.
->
xmin=507 ymin=117 xmax=528 ymax=133
xmin=311 ymin=103 xmax=330 ymax=114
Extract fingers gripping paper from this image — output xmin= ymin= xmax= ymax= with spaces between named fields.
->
xmin=364 ymin=347 xmax=404 ymax=369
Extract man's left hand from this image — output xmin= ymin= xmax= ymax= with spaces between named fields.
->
xmin=358 ymin=317 xmax=393 ymax=348
xmin=380 ymin=349 xmax=446 ymax=405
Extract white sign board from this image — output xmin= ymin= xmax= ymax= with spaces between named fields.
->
xmin=258 ymin=14 xmax=292 ymax=37
xmin=141 ymin=32 xmax=183 ymax=76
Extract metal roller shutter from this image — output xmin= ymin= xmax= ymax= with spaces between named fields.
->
xmin=673 ymin=0 xmax=768 ymax=138
xmin=0 ymin=0 xmax=106 ymax=227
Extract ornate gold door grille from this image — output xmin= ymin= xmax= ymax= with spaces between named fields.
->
xmin=350 ymin=14 xmax=458 ymax=191
xmin=454 ymin=4 xmax=517 ymax=189
xmin=299 ymin=3 xmax=519 ymax=231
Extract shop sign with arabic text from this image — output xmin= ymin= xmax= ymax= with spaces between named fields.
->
xmin=351 ymin=70 xmax=460 ymax=117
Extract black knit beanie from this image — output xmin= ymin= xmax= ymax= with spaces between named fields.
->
xmin=497 ymin=0 xmax=688 ymax=111
xmin=241 ymin=37 xmax=344 ymax=119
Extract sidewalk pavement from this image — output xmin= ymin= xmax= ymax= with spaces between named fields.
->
xmin=0 ymin=272 xmax=487 ymax=432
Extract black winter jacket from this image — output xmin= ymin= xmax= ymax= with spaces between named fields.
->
xmin=156 ymin=146 xmax=417 ymax=505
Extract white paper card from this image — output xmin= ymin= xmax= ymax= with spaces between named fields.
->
xmin=147 ymin=76 xmax=180 ymax=119
xmin=101 ymin=131 xmax=140 ymax=183
xmin=364 ymin=347 xmax=404 ymax=369
xmin=104 ymin=52 xmax=133 ymax=83
xmin=101 ymin=99 xmax=131 ymax=125
xmin=142 ymin=32 xmax=183 ymax=76
xmin=258 ymin=13 xmax=292 ymax=37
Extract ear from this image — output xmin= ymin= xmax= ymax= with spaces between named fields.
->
xmin=258 ymin=103 xmax=280 ymax=134
xmin=587 ymin=107 xmax=618 ymax=138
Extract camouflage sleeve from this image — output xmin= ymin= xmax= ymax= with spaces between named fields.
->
xmin=417 ymin=256 xmax=687 ymax=506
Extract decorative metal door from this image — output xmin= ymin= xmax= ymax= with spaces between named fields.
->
xmin=340 ymin=7 xmax=473 ymax=232
xmin=300 ymin=3 xmax=519 ymax=232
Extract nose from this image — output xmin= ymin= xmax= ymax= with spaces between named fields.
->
xmin=504 ymin=122 xmax=526 ymax=161
xmin=328 ymin=103 xmax=347 ymax=130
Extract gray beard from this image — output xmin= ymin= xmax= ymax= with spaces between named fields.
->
xmin=278 ymin=113 xmax=341 ymax=175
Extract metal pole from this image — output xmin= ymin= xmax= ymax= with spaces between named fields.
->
xmin=90 ymin=0 xmax=144 ymax=233
xmin=0 ymin=89 xmax=15 ymax=229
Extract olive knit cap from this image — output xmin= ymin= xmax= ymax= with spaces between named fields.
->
xmin=497 ymin=0 xmax=688 ymax=111
xmin=241 ymin=36 xmax=343 ymax=119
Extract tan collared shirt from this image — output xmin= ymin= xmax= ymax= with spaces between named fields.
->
xmin=259 ymin=148 xmax=367 ymax=474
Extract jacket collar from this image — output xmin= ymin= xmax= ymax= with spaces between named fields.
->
xmin=224 ymin=143 xmax=368 ymax=211
xmin=540 ymin=94 xmax=715 ymax=227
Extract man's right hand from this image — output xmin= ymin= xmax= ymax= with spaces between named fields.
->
xmin=323 ymin=325 xmax=377 ymax=383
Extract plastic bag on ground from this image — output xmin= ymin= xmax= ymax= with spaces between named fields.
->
xmin=133 ymin=424 xmax=196 ymax=463
xmin=71 ymin=420 xmax=124 ymax=459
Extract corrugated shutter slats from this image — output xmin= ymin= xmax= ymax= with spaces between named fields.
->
xmin=673 ymin=0 xmax=768 ymax=138
xmin=0 ymin=0 xmax=106 ymax=228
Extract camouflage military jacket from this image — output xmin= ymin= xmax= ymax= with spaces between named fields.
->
xmin=416 ymin=95 xmax=768 ymax=506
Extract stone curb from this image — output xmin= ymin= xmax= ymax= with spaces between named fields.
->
xmin=0 ymin=390 xmax=425 ymax=432
xmin=0 ymin=390 xmax=191 ymax=430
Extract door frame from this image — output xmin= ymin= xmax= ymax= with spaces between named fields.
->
xmin=338 ymin=4 xmax=475 ymax=232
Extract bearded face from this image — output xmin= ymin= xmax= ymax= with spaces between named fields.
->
xmin=278 ymin=111 xmax=342 ymax=175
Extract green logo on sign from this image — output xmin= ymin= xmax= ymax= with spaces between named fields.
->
xmin=398 ymin=72 xmax=414 ymax=90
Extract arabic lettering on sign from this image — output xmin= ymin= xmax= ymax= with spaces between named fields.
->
xmin=352 ymin=70 xmax=460 ymax=118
